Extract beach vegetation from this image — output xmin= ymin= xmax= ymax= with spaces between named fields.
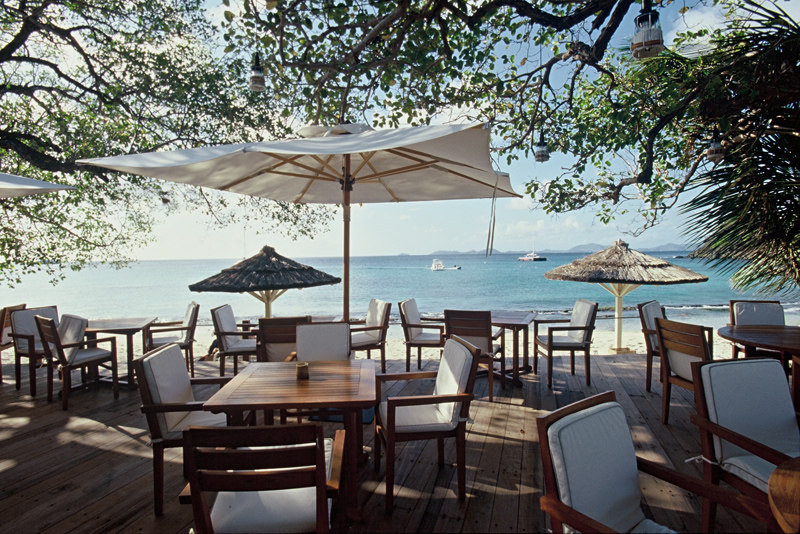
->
xmin=224 ymin=0 xmax=799 ymax=294
xmin=0 ymin=0 xmax=332 ymax=286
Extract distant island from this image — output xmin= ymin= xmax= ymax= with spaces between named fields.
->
xmin=427 ymin=243 xmax=690 ymax=256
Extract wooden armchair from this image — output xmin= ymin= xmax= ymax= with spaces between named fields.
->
xmin=374 ymin=336 xmax=479 ymax=513
xmin=691 ymin=358 xmax=800 ymax=531
xmin=537 ymin=391 xmax=772 ymax=533
xmin=146 ymin=301 xmax=200 ymax=376
xmin=255 ymin=315 xmax=311 ymax=362
xmin=398 ymin=298 xmax=444 ymax=372
xmin=210 ymin=304 xmax=257 ymax=376
xmin=9 ymin=305 xmax=58 ymax=397
xmin=638 ymin=300 xmax=714 ymax=393
xmin=35 ymin=314 xmax=118 ymax=410
xmin=655 ymin=317 xmax=713 ymax=425
xmin=183 ymin=424 xmax=345 ymax=534
xmin=444 ymin=309 xmax=504 ymax=401
xmin=0 ymin=303 xmax=25 ymax=383
xmin=533 ymin=299 xmax=598 ymax=389
xmin=132 ymin=343 xmax=248 ymax=516
xmin=350 ymin=299 xmax=391 ymax=372
xmin=729 ymin=299 xmax=786 ymax=363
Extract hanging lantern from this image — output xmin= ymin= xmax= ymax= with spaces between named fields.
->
xmin=631 ymin=0 xmax=664 ymax=59
xmin=706 ymin=128 xmax=724 ymax=163
xmin=249 ymin=52 xmax=266 ymax=92
xmin=534 ymin=131 xmax=550 ymax=162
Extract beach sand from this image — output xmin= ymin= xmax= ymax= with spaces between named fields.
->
xmin=190 ymin=319 xmax=737 ymax=362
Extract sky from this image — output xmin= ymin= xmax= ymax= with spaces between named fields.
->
xmin=132 ymin=1 xmax=795 ymax=261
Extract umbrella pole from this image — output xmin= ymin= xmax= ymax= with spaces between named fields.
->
xmin=342 ymin=154 xmax=352 ymax=321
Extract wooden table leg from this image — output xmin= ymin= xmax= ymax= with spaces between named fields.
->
xmin=343 ymin=409 xmax=363 ymax=522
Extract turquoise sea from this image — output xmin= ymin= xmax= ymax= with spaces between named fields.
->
xmin=1 ymin=253 xmax=798 ymax=336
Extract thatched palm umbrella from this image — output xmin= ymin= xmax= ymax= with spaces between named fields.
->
xmin=544 ymin=240 xmax=708 ymax=352
xmin=189 ymin=245 xmax=340 ymax=317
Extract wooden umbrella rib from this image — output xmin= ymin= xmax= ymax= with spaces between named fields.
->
xmin=360 ymin=154 xmax=401 ymax=202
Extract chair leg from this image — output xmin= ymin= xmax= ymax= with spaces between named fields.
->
xmin=14 ymin=353 xmax=21 ymax=390
xmin=584 ymin=349 xmax=591 ymax=386
xmin=219 ymin=354 xmax=226 ymax=377
xmin=188 ymin=346 xmax=194 ymax=377
xmin=645 ymin=351 xmax=653 ymax=392
xmin=417 ymin=346 xmax=422 ymax=370
xmin=569 ymin=350 xmax=576 ymax=375
xmin=486 ymin=361 xmax=494 ymax=402
xmin=456 ymin=430 xmax=466 ymax=500
xmin=233 ymin=354 xmax=238 ymax=375
xmin=373 ymin=427 xmax=382 ymax=473
xmin=405 ymin=345 xmax=411 ymax=372
xmin=661 ymin=379 xmax=672 ymax=425
xmin=61 ymin=369 xmax=71 ymax=410
xmin=437 ymin=437 xmax=444 ymax=467
xmin=153 ymin=443 xmax=165 ymax=516
xmin=547 ymin=351 xmax=554 ymax=389
xmin=47 ymin=362 xmax=54 ymax=402
xmin=29 ymin=357 xmax=37 ymax=397
xmin=380 ymin=346 xmax=386 ymax=374
xmin=112 ymin=357 xmax=119 ymax=400
xmin=385 ymin=437 xmax=395 ymax=514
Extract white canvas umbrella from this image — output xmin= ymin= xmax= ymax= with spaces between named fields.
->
xmin=78 ymin=122 xmax=519 ymax=319
xmin=0 ymin=172 xmax=75 ymax=197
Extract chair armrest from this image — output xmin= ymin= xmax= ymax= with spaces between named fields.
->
xmin=492 ymin=327 xmax=504 ymax=340
xmin=348 ymin=318 xmax=366 ymax=325
xmin=140 ymin=400 xmax=206 ymax=414
xmin=351 ymin=325 xmax=386 ymax=334
xmin=690 ymin=414 xmax=793 ymax=466
xmin=539 ymin=494 xmax=615 ymax=534
xmin=376 ymin=371 xmax=438 ymax=400
xmin=532 ymin=318 xmax=570 ymax=325
xmin=327 ymin=429 xmax=345 ymax=497
xmin=152 ymin=320 xmax=182 ymax=327
xmin=387 ymin=392 xmax=472 ymax=409
xmin=637 ymin=457 xmax=775 ymax=525
xmin=420 ymin=316 xmax=444 ymax=323
xmin=216 ymin=329 xmax=252 ymax=338
xmin=149 ymin=325 xmax=189 ymax=334
xmin=701 ymin=326 xmax=714 ymax=357
xmin=406 ymin=322 xmax=444 ymax=333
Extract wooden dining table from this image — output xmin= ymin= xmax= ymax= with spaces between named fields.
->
xmin=717 ymin=325 xmax=800 ymax=364
xmin=768 ymin=456 xmax=800 ymax=533
xmin=491 ymin=310 xmax=537 ymax=386
xmin=86 ymin=316 xmax=157 ymax=388
xmin=202 ymin=360 xmax=377 ymax=520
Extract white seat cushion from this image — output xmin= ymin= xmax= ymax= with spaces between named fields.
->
xmin=379 ymin=401 xmax=457 ymax=433
xmin=140 ymin=344 xmax=196 ymax=432
xmin=263 ymin=342 xmax=296 ymax=362
xmin=351 ymin=331 xmax=378 ymax=348
xmin=227 ymin=337 xmax=257 ymax=353
xmin=433 ymin=338 xmax=473 ymax=425
xmin=569 ymin=300 xmax=595 ymax=342
xmin=409 ymin=332 xmax=441 ymax=345
xmin=537 ymin=334 xmax=584 ymax=348
xmin=57 ymin=314 xmax=88 ymax=364
xmin=71 ymin=347 xmax=112 ymax=366
xmin=164 ymin=410 xmax=227 ymax=440
xmin=11 ymin=306 xmax=58 ymax=353
xmin=150 ymin=335 xmax=183 ymax=348
xmin=640 ymin=301 xmax=664 ymax=351
xmin=665 ymin=349 xmax=698 ymax=381
xmin=209 ymin=437 xmax=334 ymax=533
xmin=700 ymin=359 xmax=800 ymax=488
xmin=547 ymin=401 xmax=645 ymax=533
xmin=297 ymin=323 xmax=350 ymax=361
xmin=400 ymin=299 xmax=422 ymax=339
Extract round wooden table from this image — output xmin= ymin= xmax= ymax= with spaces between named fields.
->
xmin=717 ymin=325 xmax=800 ymax=358
xmin=768 ymin=456 xmax=800 ymax=533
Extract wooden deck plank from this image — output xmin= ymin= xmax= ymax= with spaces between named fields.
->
xmin=0 ymin=350 xmax=777 ymax=533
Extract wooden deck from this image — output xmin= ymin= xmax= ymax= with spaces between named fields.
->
xmin=0 ymin=350 xmax=766 ymax=533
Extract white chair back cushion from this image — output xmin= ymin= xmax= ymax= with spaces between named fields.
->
xmin=364 ymin=299 xmax=389 ymax=341
xmin=57 ymin=314 xmax=88 ymax=364
xmin=547 ymin=401 xmax=645 ymax=533
xmin=178 ymin=302 xmax=199 ymax=344
xmin=733 ymin=302 xmax=785 ymax=326
xmin=664 ymin=349 xmax=698 ymax=381
xmin=433 ymin=338 xmax=473 ymax=426
xmin=11 ymin=306 xmax=58 ymax=353
xmin=700 ymin=359 xmax=800 ymax=463
xmin=640 ymin=301 xmax=664 ymax=351
xmin=296 ymin=323 xmax=351 ymax=361
xmin=400 ymin=299 xmax=422 ymax=339
xmin=264 ymin=342 xmax=297 ymax=362
xmin=213 ymin=305 xmax=239 ymax=351
xmin=140 ymin=344 xmax=195 ymax=432
xmin=569 ymin=300 xmax=595 ymax=342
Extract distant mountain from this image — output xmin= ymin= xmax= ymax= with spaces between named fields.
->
xmin=427 ymin=242 xmax=691 ymax=255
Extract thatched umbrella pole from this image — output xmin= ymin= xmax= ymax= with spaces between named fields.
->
xmin=248 ymin=289 xmax=289 ymax=317
xmin=598 ymin=282 xmax=641 ymax=353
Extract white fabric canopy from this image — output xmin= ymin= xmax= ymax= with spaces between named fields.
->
xmin=78 ymin=122 xmax=519 ymax=318
xmin=0 ymin=172 xmax=75 ymax=198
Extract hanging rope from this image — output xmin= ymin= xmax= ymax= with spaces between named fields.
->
xmin=485 ymin=173 xmax=501 ymax=257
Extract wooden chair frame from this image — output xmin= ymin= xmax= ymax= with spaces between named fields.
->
xmin=398 ymin=299 xmax=444 ymax=372
xmin=533 ymin=300 xmax=598 ymax=389
xmin=537 ymin=391 xmax=773 ymax=534
xmin=656 ymin=317 xmax=713 ymax=425
xmin=255 ymin=315 xmax=311 ymax=362
xmin=9 ymin=305 xmax=58 ymax=397
xmin=35 ymin=315 xmax=118 ymax=410
xmin=210 ymin=305 xmax=257 ymax=376
xmin=690 ymin=358 xmax=798 ymax=532
xmin=131 ymin=352 xmax=252 ymax=516
xmin=0 ymin=303 xmax=25 ymax=384
xmin=373 ymin=335 xmax=480 ymax=514
xmin=638 ymin=301 xmax=714 ymax=393
xmin=350 ymin=300 xmax=392 ymax=373
xmin=146 ymin=302 xmax=200 ymax=376
xmin=444 ymin=309 xmax=505 ymax=401
xmin=183 ymin=424 xmax=345 ymax=534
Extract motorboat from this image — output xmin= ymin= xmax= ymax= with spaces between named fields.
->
xmin=431 ymin=259 xmax=461 ymax=271
xmin=518 ymin=250 xmax=546 ymax=262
